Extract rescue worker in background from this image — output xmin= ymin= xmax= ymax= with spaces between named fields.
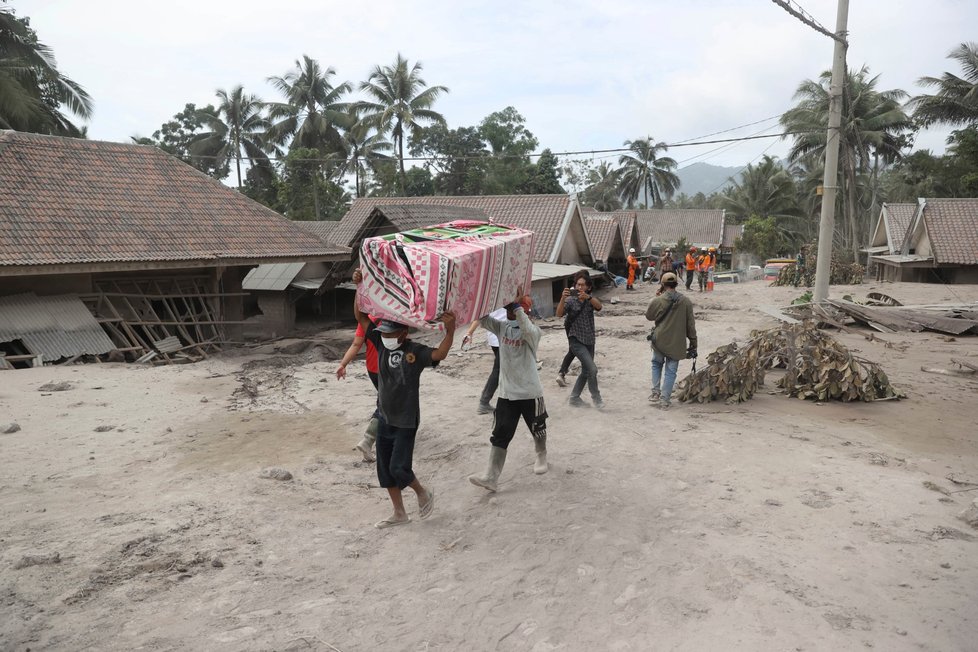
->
xmin=684 ymin=247 xmax=698 ymax=290
xmin=626 ymin=248 xmax=640 ymax=291
xmin=706 ymin=247 xmax=717 ymax=292
xmin=697 ymin=249 xmax=710 ymax=292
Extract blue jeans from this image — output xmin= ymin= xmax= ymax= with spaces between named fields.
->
xmin=651 ymin=349 xmax=680 ymax=404
xmin=569 ymin=336 xmax=601 ymax=401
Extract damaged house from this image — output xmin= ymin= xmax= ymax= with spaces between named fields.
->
xmin=0 ymin=131 xmax=348 ymax=367
xmin=870 ymin=199 xmax=978 ymax=283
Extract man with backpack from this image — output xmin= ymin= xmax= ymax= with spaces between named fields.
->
xmin=644 ymin=272 xmax=698 ymax=409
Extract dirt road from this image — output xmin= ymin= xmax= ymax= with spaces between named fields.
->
xmin=2 ymin=280 xmax=976 ymax=651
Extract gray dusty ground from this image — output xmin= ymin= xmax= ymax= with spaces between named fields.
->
xmin=1 ymin=280 xmax=977 ymax=651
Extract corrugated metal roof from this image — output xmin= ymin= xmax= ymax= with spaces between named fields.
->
xmin=242 ymin=262 xmax=306 ymax=291
xmin=0 ymin=293 xmax=115 ymax=359
xmin=532 ymin=262 xmax=588 ymax=281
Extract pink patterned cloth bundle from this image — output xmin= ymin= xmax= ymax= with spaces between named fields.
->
xmin=357 ymin=221 xmax=534 ymax=332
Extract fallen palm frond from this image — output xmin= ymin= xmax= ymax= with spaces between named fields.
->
xmin=772 ymin=260 xmax=864 ymax=286
xmin=676 ymin=321 xmax=902 ymax=404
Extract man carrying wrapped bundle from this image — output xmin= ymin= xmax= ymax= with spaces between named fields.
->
xmin=352 ymin=268 xmax=455 ymax=529
xmin=469 ymin=292 xmax=548 ymax=493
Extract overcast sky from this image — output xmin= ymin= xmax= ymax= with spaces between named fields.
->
xmin=15 ymin=0 xmax=978 ymax=179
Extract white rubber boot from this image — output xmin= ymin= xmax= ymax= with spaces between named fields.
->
xmin=469 ymin=446 xmax=507 ymax=492
xmin=355 ymin=417 xmax=378 ymax=462
xmin=533 ymin=434 xmax=548 ymax=475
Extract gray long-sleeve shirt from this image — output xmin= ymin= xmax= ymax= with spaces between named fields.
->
xmin=480 ymin=307 xmax=544 ymax=400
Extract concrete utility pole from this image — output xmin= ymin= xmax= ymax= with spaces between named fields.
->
xmin=812 ymin=0 xmax=849 ymax=302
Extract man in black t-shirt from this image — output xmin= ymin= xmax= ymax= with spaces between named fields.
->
xmin=352 ymin=268 xmax=456 ymax=529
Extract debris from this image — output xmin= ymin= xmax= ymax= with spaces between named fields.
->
xmin=757 ymin=305 xmax=800 ymax=324
xmin=3 ymin=423 xmax=21 ymax=434
xmin=676 ymin=321 xmax=902 ymax=404
xmin=951 ymin=358 xmax=978 ymax=372
xmin=928 ymin=526 xmax=974 ymax=541
xmin=277 ymin=340 xmax=314 ymax=355
xmin=772 ymin=260 xmax=864 ymax=286
xmin=13 ymin=552 xmax=61 ymax=569
xmin=923 ymin=481 xmax=951 ymax=496
xmin=826 ymin=299 xmax=978 ymax=335
xmin=211 ymin=558 xmax=224 ymax=568
xmin=921 ymin=366 xmax=975 ymax=377
xmin=38 ymin=381 xmax=72 ymax=392
xmin=959 ymin=500 xmax=978 ymax=530
xmin=93 ymin=425 xmax=115 ymax=432
xmin=259 ymin=467 xmax=293 ymax=481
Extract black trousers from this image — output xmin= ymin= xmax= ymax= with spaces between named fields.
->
xmin=558 ymin=346 xmax=576 ymax=375
xmin=685 ymin=269 xmax=694 ymax=289
xmin=376 ymin=420 xmax=417 ymax=489
xmin=490 ymin=397 xmax=548 ymax=449
xmin=479 ymin=346 xmax=500 ymax=405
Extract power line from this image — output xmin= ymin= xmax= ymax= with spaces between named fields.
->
xmin=769 ymin=0 xmax=845 ymax=44
xmin=160 ymin=130 xmax=815 ymax=165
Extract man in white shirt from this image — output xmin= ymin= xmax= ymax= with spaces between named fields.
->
xmin=469 ymin=295 xmax=548 ymax=493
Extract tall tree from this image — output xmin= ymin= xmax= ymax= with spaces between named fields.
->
xmin=909 ymin=42 xmax=978 ymax=128
xmin=781 ymin=66 xmax=912 ymax=259
xmin=410 ymin=123 xmax=488 ymax=195
xmin=479 ymin=106 xmax=538 ymax=193
xmin=617 ymin=137 xmax=680 ymax=208
xmin=266 ymin=55 xmax=351 ymax=216
xmin=0 ymin=5 xmax=92 ymax=134
xmin=132 ymin=103 xmax=229 ymax=179
xmin=191 ymin=85 xmax=271 ymax=189
xmin=358 ymin=53 xmax=448 ymax=191
xmin=582 ymin=162 xmax=622 ymax=211
xmin=338 ymin=110 xmax=392 ymax=198
xmin=524 ymin=149 xmax=564 ymax=194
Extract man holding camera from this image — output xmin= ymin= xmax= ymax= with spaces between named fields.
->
xmin=644 ymin=272 xmax=698 ymax=409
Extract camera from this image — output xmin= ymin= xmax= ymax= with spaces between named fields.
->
xmin=569 ymin=288 xmax=579 ymax=296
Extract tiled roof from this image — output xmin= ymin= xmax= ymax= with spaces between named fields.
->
xmin=0 ymin=131 xmax=348 ymax=268
xmin=295 ymin=220 xmax=342 ymax=245
xmin=919 ymin=199 xmax=978 ymax=265
xmin=882 ymin=203 xmax=916 ymax=253
xmin=333 ymin=195 xmax=574 ymax=262
xmin=584 ymin=216 xmax=622 ymax=261
xmin=367 ymin=204 xmax=490 ymax=237
xmin=627 ymin=209 xmax=725 ymax=248
xmin=613 ymin=212 xmax=639 ymax=251
xmin=722 ymin=224 xmax=744 ymax=248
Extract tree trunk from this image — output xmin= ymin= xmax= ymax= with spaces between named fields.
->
xmin=312 ymin=163 xmax=321 ymax=219
xmin=235 ymin=155 xmax=242 ymax=189
xmin=354 ymin=155 xmax=361 ymax=199
xmin=847 ymin=155 xmax=859 ymax=262
xmin=398 ymin=136 xmax=406 ymax=194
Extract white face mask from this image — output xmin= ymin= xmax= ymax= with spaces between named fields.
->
xmin=381 ymin=336 xmax=402 ymax=351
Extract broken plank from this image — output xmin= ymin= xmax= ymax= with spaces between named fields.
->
xmin=921 ymin=366 xmax=975 ymax=377
xmin=757 ymin=305 xmax=800 ymax=324
xmin=951 ymin=358 xmax=978 ymax=372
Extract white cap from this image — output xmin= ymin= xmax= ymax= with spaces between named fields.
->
xmin=629 ymin=248 xmax=635 ymax=253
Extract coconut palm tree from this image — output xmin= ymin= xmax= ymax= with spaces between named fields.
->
xmin=266 ymin=55 xmax=352 ymax=216
xmin=780 ymin=65 xmax=912 ymax=259
xmin=191 ymin=86 xmax=271 ymax=189
xmin=358 ymin=53 xmax=448 ymax=191
xmin=0 ymin=6 xmax=92 ymax=134
xmin=582 ymin=161 xmax=622 ymax=211
xmin=617 ymin=138 xmax=680 ymax=208
xmin=722 ymin=156 xmax=801 ymax=221
xmin=909 ymin=42 xmax=978 ymax=128
xmin=337 ymin=111 xmax=392 ymax=198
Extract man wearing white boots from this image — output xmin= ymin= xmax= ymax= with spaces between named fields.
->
xmin=469 ymin=293 xmax=548 ymax=492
